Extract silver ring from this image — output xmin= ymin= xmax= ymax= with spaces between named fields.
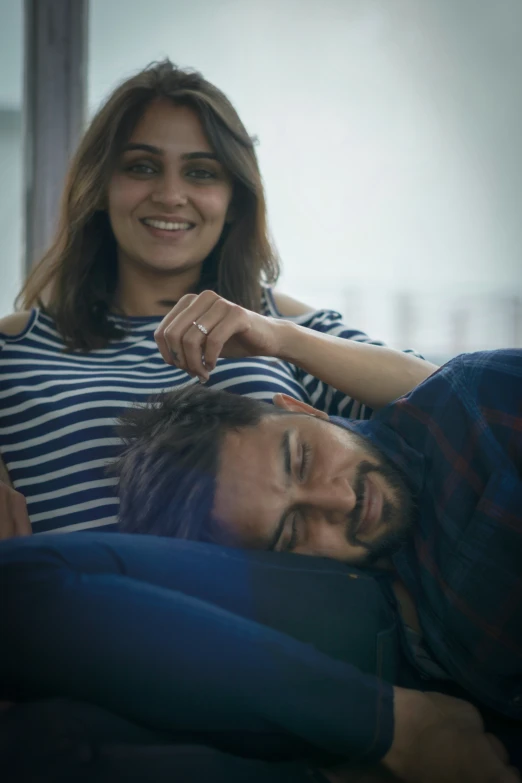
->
xmin=192 ymin=320 xmax=208 ymax=336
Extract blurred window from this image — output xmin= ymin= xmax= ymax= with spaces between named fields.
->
xmin=0 ymin=0 xmax=23 ymax=318
xmin=88 ymin=0 xmax=522 ymax=361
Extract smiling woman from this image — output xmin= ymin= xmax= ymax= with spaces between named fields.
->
xmin=0 ymin=59 xmax=435 ymax=536
xmin=16 ymin=61 xmax=276 ymax=349
xmin=107 ymin=101 xmax=234 ymax=312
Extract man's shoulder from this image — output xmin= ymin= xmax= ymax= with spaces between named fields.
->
xmin=371 ymin=351 xmax=504 ymax=446
xmin=396 ymin=349 xmax=522 ymax=470
xmin=438 ymin=349 xmax=522 ymax=381
xmin=404 ymin=349 xmax=522 ymax=407
xmin=435 ymin=349 xmax=522 ymax=415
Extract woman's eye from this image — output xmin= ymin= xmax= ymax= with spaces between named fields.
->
xmin=126 ymin=163 xmax=157 ymax=175
xmin=186 ymin=169 xmax=216 ymax=180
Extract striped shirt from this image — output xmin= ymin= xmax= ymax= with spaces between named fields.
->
xmin=0 ymin=289 xmax=415 ymax=535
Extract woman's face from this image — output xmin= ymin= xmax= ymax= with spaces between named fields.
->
xmin=107 ymin=99 xmax=234 ymax=280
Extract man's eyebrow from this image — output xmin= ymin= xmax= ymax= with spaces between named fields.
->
xmin=281 ymin=428 xmax=292 ymax=485
xmin=122 ymin=143 xmax=219 ymax=161
xmin=266 ymin=429 xmax=292 ymax=551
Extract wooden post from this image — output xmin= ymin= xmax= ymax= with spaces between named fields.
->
xmin=24 ymin=0 xmax=87 ymax=271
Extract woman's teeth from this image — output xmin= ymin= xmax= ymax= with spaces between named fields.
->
xmin=143 ymin=219 xmax=192 ymax=231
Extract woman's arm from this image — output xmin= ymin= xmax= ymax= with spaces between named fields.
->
xmin=155 ymin=291 xmax=437 ymax=410
xmin=0 ymin=312 xmax=34 ymax=538
xmin=268 ymin=290 xmax=435 ymax=411
xmin=0 ymin=434 xmax=31 ymax=540
xmin=271 ymin=291 xmax=315 ymax=316
xmin=0 ymin=477 xmax=31 ymax=539
xmin=276 ymin=321 xmax=437 ymax=410
xmin=0 ymin=312 xmax=32 ymax=336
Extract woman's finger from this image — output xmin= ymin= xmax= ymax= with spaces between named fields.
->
xmin=154 ymin=293 xmax=198 ymax=366
xmin=165 ymin=318 xmax=208 ymax=379
xmin=165 ymin=297 xmax=234 ymax=379
xmin=201 ymin=306 xmax=251 ymax=370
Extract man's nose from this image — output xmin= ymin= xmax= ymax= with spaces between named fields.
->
xmin=151 ymin=172 xmax=188 ymax=208
xmin=305 ymin=478 xmax=357 ymax=520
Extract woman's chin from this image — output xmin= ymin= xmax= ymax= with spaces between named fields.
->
xmin=122 ymin=253 xmax=203 ymax=276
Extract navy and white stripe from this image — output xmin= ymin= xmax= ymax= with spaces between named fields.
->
xmin=0 ymin=289 xmax=418 ymax=534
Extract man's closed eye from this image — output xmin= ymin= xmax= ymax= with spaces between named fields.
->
xmin=299 ymin=442 xmax=311 ymax=481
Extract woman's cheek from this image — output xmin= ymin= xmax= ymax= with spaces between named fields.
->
xmin=108 ymin=176 xmax=147 ymax=216
xmin=198 ymin=186 xmax=233 ymax=222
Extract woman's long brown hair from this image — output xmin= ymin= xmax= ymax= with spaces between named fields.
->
xmin=18 ymin=60 xmax=280 ymax=351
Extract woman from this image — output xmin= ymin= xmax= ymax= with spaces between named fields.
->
xmin=0 ymin=60 xmax=436 ymax=536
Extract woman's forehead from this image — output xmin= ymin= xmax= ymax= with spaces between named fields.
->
xmin=127 ymin=101 xmax=208 ymax=145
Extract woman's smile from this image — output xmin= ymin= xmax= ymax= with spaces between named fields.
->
xmin=140 ymin=217 xmax=196 ymax=241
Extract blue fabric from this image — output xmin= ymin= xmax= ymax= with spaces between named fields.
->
xmin=334 ymin=349 xmax=522 ymax=719
xmin=0 ymin=533 xmax=394 ymax=764
xmin=1 ymin=699 xmax=327 ymax=783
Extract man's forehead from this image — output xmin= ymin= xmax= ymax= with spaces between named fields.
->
xmin=212 ymin=416 xmax=291 ymax=547
xmin=217 ymin=417 xmax=287 ymax=487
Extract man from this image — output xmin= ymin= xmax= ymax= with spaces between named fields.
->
xmin=113 ymin=347 xmax=522 ymax=766
xmin=2 ymin=287 xmax=521 ymax=781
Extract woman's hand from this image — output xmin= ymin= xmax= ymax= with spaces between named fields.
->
xmin=0 ymin=480 xmax=31 ymax=540
xmin=154 ymin=290 xmax=436 ymax=407
xmin=154 ymin=290 xmax=286 ymax=381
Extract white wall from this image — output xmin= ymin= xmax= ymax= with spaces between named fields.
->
xmin=0 ymin=111 xmax=23 ymax=317
xmin=0 ymin=0 xmax=23 ymax=109
xmin=0 ymin=0 xmax=23 ymax=317
xmin=90 ymin=1 xmax=520 ymax=357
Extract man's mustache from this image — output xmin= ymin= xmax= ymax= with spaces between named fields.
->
xmin=346 ymin=461 xmax=382 ymax=541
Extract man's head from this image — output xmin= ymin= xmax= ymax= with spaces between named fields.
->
xmin=115 ymin=385 xmax=414 ymax=566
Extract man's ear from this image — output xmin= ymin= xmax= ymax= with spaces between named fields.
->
xmin=272 ymin=393 xmax=329 ymax=420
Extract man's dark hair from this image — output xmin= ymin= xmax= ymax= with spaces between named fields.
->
xmin=114 ymin=384 xmax=281 ymax=540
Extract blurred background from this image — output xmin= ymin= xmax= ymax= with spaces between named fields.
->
xmin=1 ymin=0 xmax=521 ymax=363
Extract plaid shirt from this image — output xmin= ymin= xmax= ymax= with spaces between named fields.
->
xmin=337 ymin=349 xmax=522 ymax=718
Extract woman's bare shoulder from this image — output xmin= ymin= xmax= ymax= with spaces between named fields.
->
xmin=271 ymin=291 xmax=315 ymax=317
xmin=0 ymin=312 xmax=33 ymax=336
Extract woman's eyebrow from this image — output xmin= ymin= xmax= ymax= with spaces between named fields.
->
xmin=182 ymin=151 xmax=219 ymax=161
xmin=122 ymin=143 xmax=163 ymax=155
xmin=122 ymin=143 xmax=219 ymax=163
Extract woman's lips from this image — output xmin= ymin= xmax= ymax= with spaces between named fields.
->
xmin=140 ymin=218 xmax=195 ymax=241
xmin=355 ymin=475 xmax=383 ymax=537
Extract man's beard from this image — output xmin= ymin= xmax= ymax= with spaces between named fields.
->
xmin=344 ymin=459 xmax=415 ymax=565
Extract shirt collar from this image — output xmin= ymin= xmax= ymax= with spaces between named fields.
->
xmin=330 ymin=410 xmax=426 ymax=497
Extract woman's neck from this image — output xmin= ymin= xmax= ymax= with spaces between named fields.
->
xmin=114 ymin=261 xmax=203 ymax=317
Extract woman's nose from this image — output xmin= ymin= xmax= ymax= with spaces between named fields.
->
xmin=151 ymin=173 xmax=188 ymax=207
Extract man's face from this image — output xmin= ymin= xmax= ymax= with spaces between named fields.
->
xmin=213 ymin=410 xmax=414 ymax=566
